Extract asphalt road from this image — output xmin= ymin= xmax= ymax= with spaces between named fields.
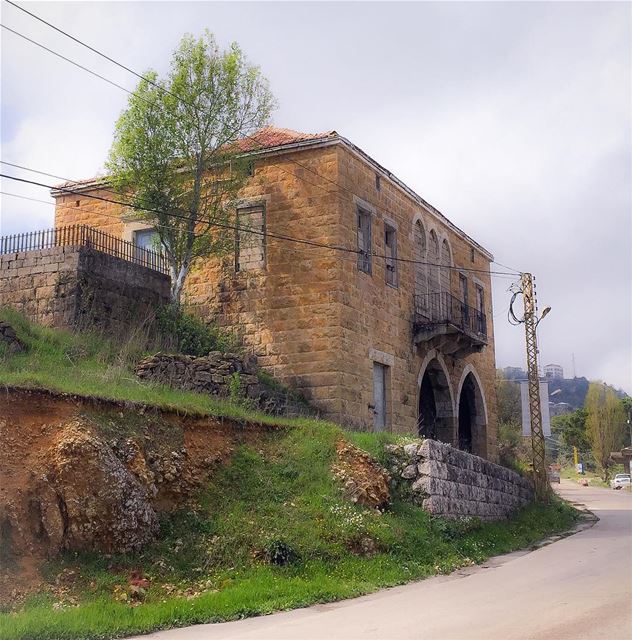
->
xmin=135 ymin=480 xmax=632 ymax=640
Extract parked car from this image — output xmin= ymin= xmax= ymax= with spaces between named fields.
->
xmin=610 ymin=473 xmax=631 ymax=490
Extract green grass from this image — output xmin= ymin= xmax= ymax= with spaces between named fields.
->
xmin=559 ymin=465 xmax=624 ymax=489
xmin=1 ymin=424 xmax=579 ymax=640
xmin=0 ymin=307 xmax=318 ymax=429
xmin=0 ymin=309 xmax=581 ymax=639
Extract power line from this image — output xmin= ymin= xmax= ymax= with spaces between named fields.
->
xmin=0 ymin=24 xmax=145 ymax=100
xmin=4 ymin=0 xmax=186 ymax=106
xmin=0 ymin=160 xmax=130 ymax=203
xmin=2 ymin=2 xmax=520 ymax=276
xmin=0 ymin=172 xmax=520 ymax=277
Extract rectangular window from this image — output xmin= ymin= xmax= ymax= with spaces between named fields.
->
xmin=385 ymin=224 xmax=397 ymax=287
xmin=133 ymin=228 xmax=158 ymax=251
xmin=235 ymin=204 xmax=266 ymax=272
xmin=357 ymin=207 xmax=372 ymax=274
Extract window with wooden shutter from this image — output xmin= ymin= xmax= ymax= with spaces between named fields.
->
xmin=385 ymin=223 xmax=397 ymax=287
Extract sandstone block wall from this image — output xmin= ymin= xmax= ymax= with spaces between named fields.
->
xmin=51 ymin=137 xmax=499 ymax=460
xmin=387 ymin=439 xmax=533 ymax=520
xmin=334 ymin=144 xmax=498 ymax=458
xmin=0 ymin=246 xmax=170 ymax=332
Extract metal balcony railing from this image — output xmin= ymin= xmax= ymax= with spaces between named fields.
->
xmin=414 ymin=291 xmax=487 ymax=339
xmin=0 ymin=224 xmax=169 ymax=275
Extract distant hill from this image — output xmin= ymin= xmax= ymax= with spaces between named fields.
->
xmin=500 ymin=367 xmax=628 ymax=411
xmin=546 ymin=377 xmax=590 ymax=411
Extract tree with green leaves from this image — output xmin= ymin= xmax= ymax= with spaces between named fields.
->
xmin=551 ymin=409 xmax=589 ymax=458
xmin=585 ymin=382 xmax=626 ymax=481
xmin=495 ymin=370 xmax=530 ymax=470
xmin=107 ymin=32 xmax=276 ymax=304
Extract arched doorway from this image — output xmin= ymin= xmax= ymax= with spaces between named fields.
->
xmin=418 ymin=358 xmax=455 ymax=444
xmin=457 ymin=372 xmax=487 ymax=456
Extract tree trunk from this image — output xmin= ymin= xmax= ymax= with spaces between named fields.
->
xmin=170 ymin=260 xmax=191 ymax=306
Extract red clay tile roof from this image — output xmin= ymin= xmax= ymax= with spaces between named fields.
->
xmin=235 ymin=126 xmax=337 ymax=151
xmin=53 ymin=127 xmax=337 ymax=189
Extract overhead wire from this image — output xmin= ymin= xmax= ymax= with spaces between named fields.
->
xmin=1 ymin=171 xmax=522 ymax=278
xmin=1 ymin=1 xmax=522 ymax=277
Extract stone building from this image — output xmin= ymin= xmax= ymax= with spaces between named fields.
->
xmin=52 ymin=127 xmax=499 ymax=459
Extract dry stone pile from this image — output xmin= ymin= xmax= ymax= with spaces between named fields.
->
xmin=135 ymin=351 xmax=315 ymax=418
xmin=386 ymin=439 xmax=533 ymax=520
xmin=0 ymin=320 xmax=25 ymax=353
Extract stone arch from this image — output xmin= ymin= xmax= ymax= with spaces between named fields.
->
xmin=417 ymin=350 xmax=456 ymax=445
xmin=456 ymin=364 xmax=488 ymax=457
xmin=412 ymin=216 xmax=428 ymax=304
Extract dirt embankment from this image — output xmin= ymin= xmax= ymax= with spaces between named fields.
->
xmin=0 ymin=388 xmax=274 ymax=602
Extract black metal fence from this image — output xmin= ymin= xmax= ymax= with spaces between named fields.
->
xmin=0 ymin=224 xmax=169 ymax=275
xmin=414 ymin=291 xmax=487 ymax=338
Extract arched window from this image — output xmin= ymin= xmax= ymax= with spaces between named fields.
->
xmin=440 ymin=239 xmax=451 ymax=295
xmin=428 ymin=230 xmax=440 ymax=319
xmin=413 ymin=219 xmax=427 ymax=304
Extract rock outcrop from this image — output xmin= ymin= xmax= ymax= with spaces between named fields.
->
xmin=386 ymin=439 xmax=533 ymax=520
xmin=333 ymin=440 xmax=390 ymax=510
xmin=0 ymin=392 xmax=240 ymax=562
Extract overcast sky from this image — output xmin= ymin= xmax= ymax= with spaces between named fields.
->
xmin=1 ymin=1 xmax=630 ymax=393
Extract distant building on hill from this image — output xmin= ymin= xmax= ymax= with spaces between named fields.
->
xmin=544 ymin=363 xmax=564 ymax=380
xmin=502 ymin=366 xmax=526 ymax=380
xmin=549 ymin=401 xmax=572 ymax=417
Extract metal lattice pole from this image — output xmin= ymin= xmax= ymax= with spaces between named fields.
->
xmin=521 ymin=272 xmax=550 ymax=501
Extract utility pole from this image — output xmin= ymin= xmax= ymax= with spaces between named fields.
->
xmin=521 ymin=272 xmax=550 ymax=501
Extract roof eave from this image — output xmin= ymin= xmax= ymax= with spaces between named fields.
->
xmin=50 ymin=133 xmax=494 ymax=261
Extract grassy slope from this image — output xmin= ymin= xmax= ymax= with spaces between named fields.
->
xmin=0 ymin=308 xmax=316 ymax=429
xmin=0 ymin=310 xmax=580 ymax=639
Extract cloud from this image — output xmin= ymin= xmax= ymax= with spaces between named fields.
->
xmin=1 ymin=1 xmax=630 ymax=391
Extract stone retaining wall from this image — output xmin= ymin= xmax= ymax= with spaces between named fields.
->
xmin=135 ymin=352 xmax=317 ymax=418
xmin=0 ymin=246 xmax=170 ymax=332
xmin=386 ymin=439 xmax=533 ymax=520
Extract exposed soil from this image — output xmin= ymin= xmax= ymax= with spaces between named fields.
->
xmin=332 ymin=440 xmax=391 ymax=511
xmin=0 ymin=387 xmax=277 ymax=606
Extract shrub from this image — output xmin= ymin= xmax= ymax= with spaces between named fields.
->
xmin=155 ymin=305 xmax=240 ymax=356
xmin=432 ymin=516 xmax=482 ymax=541
xmin=265 ymin=540 xmax=300 ymax=566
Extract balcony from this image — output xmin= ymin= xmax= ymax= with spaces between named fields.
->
xmin=413 ymin=292 xmax=487 ymax=356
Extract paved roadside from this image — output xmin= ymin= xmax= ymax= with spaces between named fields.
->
xmin=133 ymin=480 xmax=632 ymax=640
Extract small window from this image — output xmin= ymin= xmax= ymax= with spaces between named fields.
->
xmin=133 ymin=228 xmax=158 ymax=251
xmin=357 ymin=208 xmax=372 ymax=274
xmin=246 ymin=161 xmax=255 ymax=177
xmin=235 ymin=204 xmax=266 ymax=272
xmin=385 ymin=224 xmax=397 ymax=287
xmin=470 ymin=247 xmax=475 ymax=263
xmin=375 ymin=174 xmax=381 ymax=191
